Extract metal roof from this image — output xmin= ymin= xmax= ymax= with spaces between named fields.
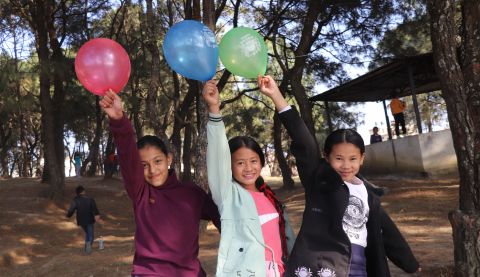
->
xmin=309 ymin=52 xmax=440 ymax=102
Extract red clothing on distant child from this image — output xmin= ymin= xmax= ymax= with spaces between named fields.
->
xmin=110 ymin=115 xmax=220 ymax=277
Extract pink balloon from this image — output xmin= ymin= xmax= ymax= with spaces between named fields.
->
xmin=75 ymin=38 xmax=131 ymax=95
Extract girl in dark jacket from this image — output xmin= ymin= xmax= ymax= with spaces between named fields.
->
xmin=258 ymin=75 xmax=421 ymax=277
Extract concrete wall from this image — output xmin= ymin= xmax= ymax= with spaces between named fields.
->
xmin=361 ymin=129 xmax=458 ymax=178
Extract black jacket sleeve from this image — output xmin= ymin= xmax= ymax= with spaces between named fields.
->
xmin=66 ymin=200 xmax=77 ymax=218
xmin=91 ymin=199 xmax=100 ymax=216
xmin=278 ymin=107 xmax=321 ymax=190
xmin=201 ymin=192 xmax=221 ymax=232
xmin=381 ymin=207 xmax=420 ymax=273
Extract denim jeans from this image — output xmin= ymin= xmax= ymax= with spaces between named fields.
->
xmin=81 ymin=224 xmax=94 ymax=243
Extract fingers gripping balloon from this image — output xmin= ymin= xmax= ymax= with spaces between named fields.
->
xmin=75 ymin=38 xmax=131 ymax=95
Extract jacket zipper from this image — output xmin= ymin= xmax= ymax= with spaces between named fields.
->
xmin=247 ymin=223 xmax=280 ymax=277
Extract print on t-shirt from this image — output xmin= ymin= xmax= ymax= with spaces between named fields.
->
xmin=343 ymin=195 xmax=368 ymax=239
xmin=342 ymin=181 xmax=369 ymax=247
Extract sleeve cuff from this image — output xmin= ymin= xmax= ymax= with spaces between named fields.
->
xmin=208 ymin=112 xmax=223 ymax=122
xmin=278 ymin=105 xmax=292 ymax=114
xmin=109 ymin=113 xmax=129 ymax=128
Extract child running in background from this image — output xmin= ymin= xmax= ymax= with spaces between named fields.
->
xmin=66 ymin=185 xmax=100 ymax=254
xmin=202 ymin=80 xmax=295 ymax=277
xmin=100 ymin=90 xmax=220 ymax=277
xmin=258 ymin=75 xmax=420 ymax=277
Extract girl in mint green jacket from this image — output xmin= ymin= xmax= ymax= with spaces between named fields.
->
xmin=203 ymin=80 xmax=295 ymax=277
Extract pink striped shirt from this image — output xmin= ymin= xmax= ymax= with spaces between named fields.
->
xmin=249 ymin=191 xmax=284 ymax=276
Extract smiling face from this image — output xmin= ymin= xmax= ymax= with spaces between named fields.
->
xmin=326 ymin=142 xmax=365 ymax=183
xmin=139 ymin=145 xmax=172 ymax=187
xmin=231 ymin=147 xmax=262 ymax=191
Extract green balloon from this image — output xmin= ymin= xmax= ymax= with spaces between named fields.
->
xmin=219 ymin=27 xmax=268 ymax=78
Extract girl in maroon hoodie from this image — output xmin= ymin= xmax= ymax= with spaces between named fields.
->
xmin=100 ymin=90 xmax=220 ymax=277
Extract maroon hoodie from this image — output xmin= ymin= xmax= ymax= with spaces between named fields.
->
xmin=110 ymin=116 xmax=220 ymax=277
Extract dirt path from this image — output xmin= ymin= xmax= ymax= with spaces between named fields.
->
xmin=0 ymin=176 xmax=456 ymax=276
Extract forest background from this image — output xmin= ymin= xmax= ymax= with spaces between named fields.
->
xmin=1 ymin=0 xmax=480 ymax=275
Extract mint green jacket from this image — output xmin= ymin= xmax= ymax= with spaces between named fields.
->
xmin=207 ymin=115 xmax=295 ymax=277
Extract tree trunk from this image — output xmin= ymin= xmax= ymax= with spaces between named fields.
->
xmin=0 ymin=125 xmax=12 ymax=177
xmin=86 ymin=97 xmax=103 ymax=177
xmin=191 ymin=0 xmax=214 ymax=193
xmin=171 ymin=79 xmax=197 ymax=178
xmin=449 ymin=210 xmax=480 ymax=276
xmin=170 ymin=72 xmax=182 ymax=175
xmin=273 ymin=114 xmax=294 ymax=189
xmin=103 ymin=132 xmax=115 ymax=179
xmin=182 ymin=118 xmax=193 ymax=182
xmin=31 ymin=0 xmax=64 ymax=199
xmin=144 ymin=0 xmax=163 ymax=137
xmin=287 ymin=0 xmax=321 ymax=136
xmin=428 ymin=1 xmax=480 ymax=275
xmin=48 ymin=8 xmax=67 ymax=186
xmin=0 ymin=151 xmax=8 ymax=177
xmin=130 ymin=78 xmax=143 ymax=138
xmin=20 ymin=115 xmax=30 ymax=177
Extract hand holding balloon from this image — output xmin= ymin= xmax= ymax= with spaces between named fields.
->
xmin=258 ymin=75 xmax=289 ymax=111
xmin=75 ymin=38 xmax=131 ymax=95
xmin=257 ymin=75 xmax=281 ymax=98
xmin=202 ymin=80 xmax=220 ymax=114
xmin=100 ymin=90 xmax=124 ymax=120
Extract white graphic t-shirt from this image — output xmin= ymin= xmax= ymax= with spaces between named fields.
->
xmin=342 ymin=178 xmax=369 ymax=247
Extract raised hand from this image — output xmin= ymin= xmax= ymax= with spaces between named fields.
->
xmin=257 ymin=75 xmax=281 ymax=98
xmin=202 ymin=80 xmax=220 ymax=114
xmin=100 ymin=90 xmax=124 ymax=120
xmin=257 ymin=75 xmax=289 ymax=111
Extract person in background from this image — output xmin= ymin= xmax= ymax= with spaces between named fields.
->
xmin=370 ymin=127 xmax=382 ymax=144
xmin=100 ymin=90 xmax=220 ymax=277
xmin=66 ymin=185 xmax=101 ymax=254
xmin=74 ymin=152 xmax=82 ymax=177
xmin=389 ymin=96 xmax=407 ymax=138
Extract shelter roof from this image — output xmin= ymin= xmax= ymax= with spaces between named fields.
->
xmin=309 ymin=52 xmax=440 ymax=102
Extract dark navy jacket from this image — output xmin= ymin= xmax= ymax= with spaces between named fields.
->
xmin=66 ymin=195 xmax=100 ymax=226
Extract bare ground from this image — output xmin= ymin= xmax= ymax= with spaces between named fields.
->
xmin=0 ymin=176 xmax=456 ymax=276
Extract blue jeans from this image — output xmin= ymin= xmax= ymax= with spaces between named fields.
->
xmin=81 ymin=224 xmax=94 ymax=243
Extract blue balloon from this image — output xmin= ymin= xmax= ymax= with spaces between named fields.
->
xmin=163 ymin=20 xmax=218 ymax=81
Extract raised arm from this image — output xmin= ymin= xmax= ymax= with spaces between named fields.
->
xmin=203 ymin=80 xmax=234 ymax=208
xmin=258 ymin=76 xmax=321 ymax=189
xmin=100 ymin=90 xmax=145 ymax=203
